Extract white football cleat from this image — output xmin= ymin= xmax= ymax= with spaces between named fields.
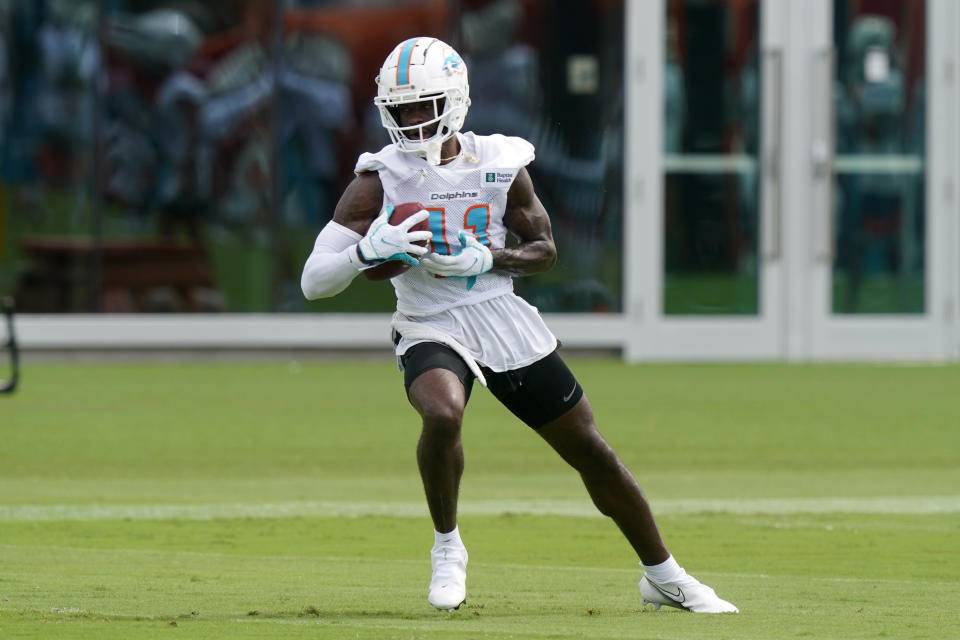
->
xmin=428 ymin=543 xmax=468 ymax=610
xmin=639 ymin=572 xmax=739 ymax=613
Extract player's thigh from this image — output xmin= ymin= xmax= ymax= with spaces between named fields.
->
xmin=535 ymin=395 xmax=613 ymax=469
xmin=484 ymin=349 xmax=586 ymax=429
xmin=401 ymin=342 xmax=475 ymax=421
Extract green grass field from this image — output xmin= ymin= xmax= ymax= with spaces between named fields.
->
xmin=2 ymin=358 xmax=959 ymax=639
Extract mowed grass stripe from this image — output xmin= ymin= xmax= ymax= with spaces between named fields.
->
xmin=231 ymin=616 xmax=721 ymax=640
xmin=3 ymin=543 xmax=957 ymax=586
xmin=1 ymin=495 xmax=958 ymax=521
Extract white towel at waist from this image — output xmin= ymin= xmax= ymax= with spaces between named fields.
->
xmin=391 ymin=312 xmax=487 ymax=387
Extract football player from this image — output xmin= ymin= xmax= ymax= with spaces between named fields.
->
xmin=301 ymin=37 xmax=737 ymax=614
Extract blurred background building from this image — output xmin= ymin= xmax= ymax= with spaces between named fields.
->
xmin=0 ymin=0 xmax=958 ymax=361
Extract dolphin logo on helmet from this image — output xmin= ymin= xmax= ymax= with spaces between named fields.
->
xmin=442 ymin=53 xmax=465 ymax=75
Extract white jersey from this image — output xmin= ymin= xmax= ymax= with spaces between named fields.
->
xmin=355 ymin=131 xmax=533 ymax=317
xmin=355 ymin=132 xmax=557 ymax=372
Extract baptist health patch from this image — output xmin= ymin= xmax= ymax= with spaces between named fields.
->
xmin=480 ymin=169 xmax=517 ymax=189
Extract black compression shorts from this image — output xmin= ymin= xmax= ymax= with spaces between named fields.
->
xmin=400 ymin=342 xmax=584 ymax=429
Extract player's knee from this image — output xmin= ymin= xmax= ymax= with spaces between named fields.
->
xmin=419 ymin=402 xmax=464 ymax=438
xmin=572 ymin=433 xmax=621 ymax=476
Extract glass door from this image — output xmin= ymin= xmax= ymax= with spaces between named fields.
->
xmin=628 ymin=0 xmax=956 ymax=361
xmin=627 ymin=0 xmax=786 ymax=359
xmin=807 ymin=0 xmax=955 ymax=358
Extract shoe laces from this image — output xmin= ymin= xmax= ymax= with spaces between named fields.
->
xmin=431 ymin=544 xmax=467 ymax=572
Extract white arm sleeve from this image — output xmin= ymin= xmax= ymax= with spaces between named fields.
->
xmin=300 ymin=221 xmax=365 ymax=300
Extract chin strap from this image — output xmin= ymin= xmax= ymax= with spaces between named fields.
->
xmin=421 ymin=139 xmax=443 ymax=166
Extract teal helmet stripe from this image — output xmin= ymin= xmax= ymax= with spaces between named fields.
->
xmin=395 ymin=38 xmax=420 ymax=86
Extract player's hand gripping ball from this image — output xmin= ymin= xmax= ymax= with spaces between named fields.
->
xmin=362 ymin=202 xmax=431 ymax=281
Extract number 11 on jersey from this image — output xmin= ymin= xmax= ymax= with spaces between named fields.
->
xmin=426 ymin=205 xmax=492 ymax=255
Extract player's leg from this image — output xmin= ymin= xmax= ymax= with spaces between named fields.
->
xmin=541 ymin=401 xmax=736 ymax=612
xmin=486 ymin=351 xmax=737 ymax=613
xmin=407 ymin=366 xmax=468 ymax=533
xmin=537 ymin=395 xmax=670 ymax=564
xmin=401 ymin=342 xmax=474 ymax=610
xmin=484 ymin=352 xmax=668 ymax=563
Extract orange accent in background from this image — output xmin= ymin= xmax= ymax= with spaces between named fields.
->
xmin=284 ymin=1 xmax=448 ymax=98
xmin=282 ymin=1 xmax=448 ymax=191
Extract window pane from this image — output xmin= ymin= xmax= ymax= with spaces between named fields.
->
xmin=2 ymin=0 xmax=100 ymax=312
xmin=663 ymin=0 xmax=761 ymax=316
xmin=1 ymin=1 xmax=624 ymax=314
xmin=832 ymin=0 xmax=925 ymax=314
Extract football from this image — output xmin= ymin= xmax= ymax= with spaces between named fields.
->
xmin=363 ymin=202 xmax=430 ymax=281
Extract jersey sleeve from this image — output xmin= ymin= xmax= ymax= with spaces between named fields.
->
xmin=354 ymin=151 xmax=385 ymax=174
xmin=354 ymin=144 xmax=410 ymax=193
xmin=481 ymin=134 xmax=535 ymax=169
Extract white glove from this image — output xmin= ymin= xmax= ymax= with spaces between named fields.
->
xmin=421 ymin=230 xmax=493 ymax=278
xmin=352 ymin=206 xmax=432 ymax=267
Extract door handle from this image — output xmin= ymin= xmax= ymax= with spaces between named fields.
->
xmin=813 ymin=47 xmax=835 ymax=263
xmin=762 ymin=49 xmax=783 ymax=260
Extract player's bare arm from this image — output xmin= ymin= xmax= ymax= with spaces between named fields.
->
xmin=494 ymin=167 xmax=557 ymax=276
xmin=332 ymin=171 xmax=385 ymax=236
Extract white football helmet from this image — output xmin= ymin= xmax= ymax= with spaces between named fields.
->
xmin=375 ymin=37 xmax=470 ymax=165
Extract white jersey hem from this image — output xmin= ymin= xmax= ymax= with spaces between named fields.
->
xmin=393 ymin=292 xmax=557 ymax=373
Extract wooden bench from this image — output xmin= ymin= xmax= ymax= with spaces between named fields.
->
xmin=16 ymin=236 xmax=222 ymax=312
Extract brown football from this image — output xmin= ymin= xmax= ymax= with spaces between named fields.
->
xmin=363 ymin=202 xmax=429 ymax=281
